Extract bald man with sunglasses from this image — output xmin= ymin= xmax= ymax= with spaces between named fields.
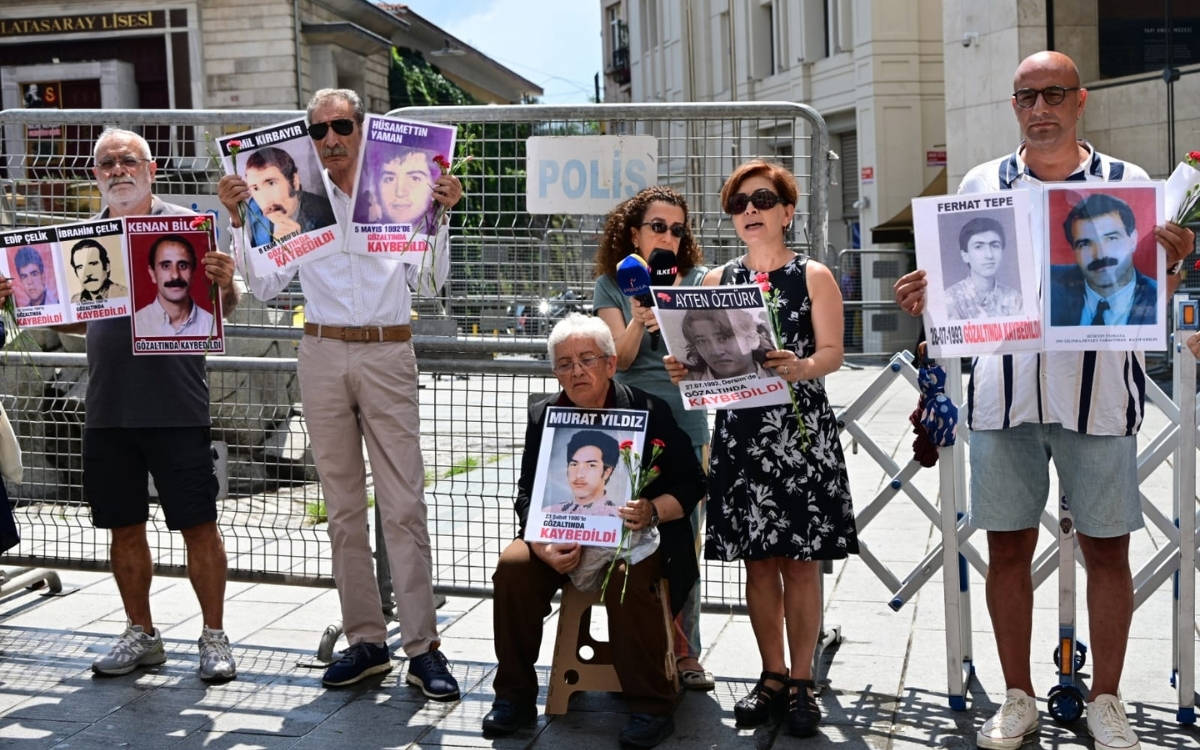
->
xmin=893 ymin=51 xmax=1194 ymax=750
xmin=218 ymin=89 xmax=464 ymax=699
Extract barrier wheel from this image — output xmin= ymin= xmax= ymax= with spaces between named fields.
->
xmin=1047 ymin=684 xmax=1084 ymax=723
xmin=1051 ymin=642 xmax=1087 ymax=672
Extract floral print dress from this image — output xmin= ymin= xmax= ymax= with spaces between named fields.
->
xmin=705 ymin=255 xmax=859 ymax=562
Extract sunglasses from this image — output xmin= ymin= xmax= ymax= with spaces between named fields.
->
xmin=306 ymin=118 xmax=356 ymax=140
xmin=725 ymin=188 xmax=781 ymax=215
xmin=1012 ymin=86 xmax=1079 ymax=109
xmin=640 ymin=219 xmax=687 ymax=238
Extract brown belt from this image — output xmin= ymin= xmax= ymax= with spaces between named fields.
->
xmin=303 ymin=323 xmax=412 ymax=343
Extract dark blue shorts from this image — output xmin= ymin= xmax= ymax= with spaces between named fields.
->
xmin=83 ymin=427 xmax=219 ymax=531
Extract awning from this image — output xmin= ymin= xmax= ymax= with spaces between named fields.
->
xmin=870 ymin=168 xmax=947 ymax=245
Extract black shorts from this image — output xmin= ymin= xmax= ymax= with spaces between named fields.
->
xmin=83 ymin=427 xmax=219 ymax=531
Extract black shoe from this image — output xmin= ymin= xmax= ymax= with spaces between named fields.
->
xmin=785 ymin=678 xmax=821 ymax=737
xmin=619 ymin=713 xmax=674 ymax=748
xmin=405 ymin=648 xmax=460 ymax=701
xmin=482 ymin=699 xmax=537 ymax=736
xmin=734 ymin=670 xmax=788 ymax=726
xmin=322 ymin=642 xmax=392 ymax=687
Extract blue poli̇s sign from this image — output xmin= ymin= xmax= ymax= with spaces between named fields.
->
xmin=525 ymin=135 xmax=657 ymax=214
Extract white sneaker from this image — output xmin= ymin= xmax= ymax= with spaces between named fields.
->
xmin=1087 ymin=694 xmax=1141 ymax=750
xmin=92 ymin=624 xmax=167 ymax=676
xmin=197 ymin=626 xmax=237 ymax=683
xmin=978 ymin=688 xmax=1039 ymax=749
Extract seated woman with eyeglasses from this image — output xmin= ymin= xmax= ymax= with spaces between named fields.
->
xmin=663 ymin=160 xmax=859 ymax=737
xmin=591 ymin=185 xmax=714 ymax=692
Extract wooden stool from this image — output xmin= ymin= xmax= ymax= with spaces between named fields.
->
xmin=545 ymin=579 xmax=677 ymax=715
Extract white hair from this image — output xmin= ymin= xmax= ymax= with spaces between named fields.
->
xmin=546 ymin=313 xmax=615 ymax=360
xmin=307 ymin=88 xmax=365 ymax=124
xmin=93 ymin=128 xmax=152 ymax=161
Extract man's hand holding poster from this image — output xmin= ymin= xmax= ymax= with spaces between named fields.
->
xmin=524 ymin=407 xmax=648 ymax=548
xmin=652 ymin=284 xmax=791 ymax=410
xmin=1043 ymin=182 xmax=1165 ymax=351
xmin=348 ymin=115 xmax=457 ymax=262
xmin=216 ymin=120 xmax=342 ymax=278
xmin=125 ymin=216 xmax=223 ymax=355
xmin=913 ymin=190 xmax=1042 ymax=357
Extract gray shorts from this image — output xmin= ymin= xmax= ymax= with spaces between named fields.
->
xmin=968 ymin=422 xmax=1143 ymax=538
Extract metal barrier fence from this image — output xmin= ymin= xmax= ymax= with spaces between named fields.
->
xmin=0 ymin=101 xmax=832 ymax=608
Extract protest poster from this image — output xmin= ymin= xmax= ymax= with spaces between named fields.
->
xmin=912 ymin=189 xmax=1042 ymax=357
xmin=523 ymin=407 xmax=648 ymax=549
xmin=348 ymin=114 xmax=457 ymax=262
xmin=1042 ymin=182 xmax=1165 ymax=351
xmin=124 ymin=215 xmax=224 ymax=355
xmin=56 ymin=218 xmax=132 ymax=325
xmin=652 ymin=284 xmax=791 ymax=410
xmin=0 ymin=226 xmax=69 ymax=328
xmin=216 ymin=119 xmax=341 ymax=278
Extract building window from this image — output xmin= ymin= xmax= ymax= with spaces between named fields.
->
xmin=1096 ymin=0 xmax=1200 ymax=78
xmin=718 ymin=10 xmax=731 ymax=92
xmin=752 ymin=0 xmax=775 ymax=78
xmin=606 ymin=5 xmax=630 ymax=86
xmin=641 ymin=0 xmax=659 ymax=52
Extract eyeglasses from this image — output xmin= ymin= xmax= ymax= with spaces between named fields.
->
xmin=725 ymin=188 xmax=781 ymax=215
xmin=95 ymin=155 xmax=150 ymax=172
xmin=307 ymin=118 xmax=356 ymax=140
xmin=639 ymin=219 xmax=686 ymax=238
xmin=1012 ymin=86 xmax=1079 ymax=109
xmin=552 ymin=354 xmax=609 ymax=375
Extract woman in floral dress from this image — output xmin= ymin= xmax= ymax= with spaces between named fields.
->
xmin=665 ymin=160 xmax=858 ymax=737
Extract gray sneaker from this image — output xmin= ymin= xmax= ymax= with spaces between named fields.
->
xmin=198 ymin=626 xmax=237 ymax=683
xmin=92 ymin=624 xmax=167 ymax=676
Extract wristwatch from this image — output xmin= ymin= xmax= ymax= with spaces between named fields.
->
xmin=648 ymin=502 xmax=660 ymax=529
xmin=1168 ymin=259 xmax=1185 ymax=276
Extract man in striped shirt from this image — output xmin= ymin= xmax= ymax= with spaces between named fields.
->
xmin=894 ymin=51 xmax=1194 ymax=750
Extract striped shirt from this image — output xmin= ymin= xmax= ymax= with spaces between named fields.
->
xmin=958 ymin=142 xmax=1151 ymax=436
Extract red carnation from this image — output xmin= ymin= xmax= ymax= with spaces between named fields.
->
xmin=433 ymin=154 xmax=451 ymax=171
xmin=227 ymin=139 xmax=243 ymax=152
xmin=619 ymin=440 xmax=634 ymax=451
xmin=650 ymin=438 xmax=665 ymax=448
xmin=656 ymin=292 xmax=672 ymax=303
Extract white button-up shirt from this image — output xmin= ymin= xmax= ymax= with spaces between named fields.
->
xmin=232 ymin=170 xmax=450 ymax=326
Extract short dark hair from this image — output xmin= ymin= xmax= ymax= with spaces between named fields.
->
xmin=958 ymin=217 xmax=1006 ymax=252
xmin=14 ymin=246 xmax=43 ymax=272
xmin=1063 ymin=193 xmax=1136 ymax=246
xmin=245 ymin=146 xmax=299 ymax=183
xmin=70 ymin=239 xmax=109 ymax=270
xmin=566 ymin=430 xmax=619 ymax=470
xmin=148 ymin=234 xmax=196 ymax=267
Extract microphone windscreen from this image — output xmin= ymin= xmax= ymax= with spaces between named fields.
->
xmin=648 ymin=248 xmax=678 ymax=286
xmin=616 ymin=254 xmax=652 ymax=298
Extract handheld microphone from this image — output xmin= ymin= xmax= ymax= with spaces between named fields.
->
xmin=648 ymin=248 xmax=678 ymax=287
xmin=615 ymin=254 xmax=661 ymax=350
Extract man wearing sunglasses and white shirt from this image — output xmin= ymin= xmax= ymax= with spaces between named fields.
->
xmin=217 ymin=89 xmax=463 ymax=698
xmin=894 ymin=51 xmax=1195 ymax=750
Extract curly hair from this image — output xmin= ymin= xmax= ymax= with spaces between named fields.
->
xmin=593 ymin=185 xmax=702 ymax=279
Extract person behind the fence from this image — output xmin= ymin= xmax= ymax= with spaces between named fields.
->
xmin=69 ymin=238 xmax=128 ymax=303
xmin=944 ymin=216 xmax=1022 ymax=320
xmin=1049 ymin=193 xmax=1157 ymax=326
xmin=484 ymin=313 xmax=705 ymax=747
xmin=217 ymin=88 xmax=463 ymax=697
xmin=553 ymin=429 xmax=619 ymax=516
xmin=13 ymin=245 xmax=56 ymax=307
xmin=243 ymin=146 xmax=336 ymax=245
xmin=132 ymin=234 xmax=215 ymax=337
xmin=19 ymin=127 xmax=240 ymax=681
xmin=892 ymin=51 xmax=1195 ymax=750
xmin=664 ymin=158 xmax=858 ymax=738
xmin=591 ymin=184 xmax=713 ymax=691
xmin=680 ymin=307 xmax=773 ymax=380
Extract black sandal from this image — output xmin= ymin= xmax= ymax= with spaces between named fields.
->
xmin=734 ymin=670 xmax=788 ymax=726
xmin=785 ymin=678 xmax=821 ymax=737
